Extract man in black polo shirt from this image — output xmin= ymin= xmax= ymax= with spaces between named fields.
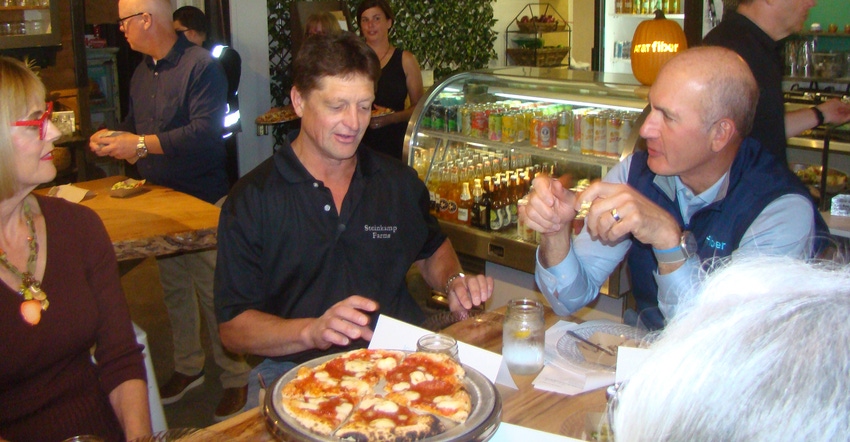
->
xmin=703 ymin=0 xmax=850 ymax=164
xmin=214 ymin=32 xmax=494 ymax=410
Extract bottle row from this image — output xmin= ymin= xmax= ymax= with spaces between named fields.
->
xmin=614 ymin=0 xmax=680 ymax=15
xmin=423 ymin=99 xmax=641 ymax=159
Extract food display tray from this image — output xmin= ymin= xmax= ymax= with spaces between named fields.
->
xmin=263 ymin=351 xmax=502 ymax=442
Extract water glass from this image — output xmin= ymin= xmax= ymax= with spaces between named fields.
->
xmin=417 ymin=333 xmax=459 ymax=362
xmin=502 ymin=298 xmax=545 ymax=375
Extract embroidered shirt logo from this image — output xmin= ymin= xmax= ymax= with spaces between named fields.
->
xmin=705 ymin=235 xmax=727 ymax=251
xmin=364 ymin=224 xmax=398 ymax=239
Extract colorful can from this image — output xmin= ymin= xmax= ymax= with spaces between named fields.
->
xmin=432 ymin=104 xmax=445 ymax=131
xmin=571 ymin=108 xmax=585 ymax=153
xmin=471 ymin=105 xmax=488 ymax=138
xmin=460 ymin=104 xmax=472 ymax=136
xmin=593 ymin=110 xmax=609 ymax=155
xmin=502 ymin=111 xmax=518 ymax=143
xmin=422 ymin=105 xmax=432 ymax=129
xmin=556 ymin=109 xmax=571 ymax=151
xmin=606 ymin=114 xmax=622 ymax=157
xmin=445 ymin=105 xmax=458 ymax=133
xmin=537 ymin=116 xmax=556 ymax=149
xmin=488 ymin=109 xmax=503 ymax=141
xmin=515 ymin=110 xmax=527 ymax=142
xmin=581 ymin=110 xmax=596 ymax=155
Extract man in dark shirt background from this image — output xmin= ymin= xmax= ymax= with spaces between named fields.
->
xmin=89 ymin=0 xmax=250 ymax=421
xmin=173 ymin=5 xmax=242 ymax=187
xmin=703 ymin=0 xmax=850 ymax=164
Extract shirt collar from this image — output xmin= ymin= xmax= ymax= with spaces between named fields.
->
xmin=144 ymin=33 xmax=192 ymax=69
xmin=274 ymin=134 xmax=381 ymax=185
xmin=653 ymin=171 xmax=730 ymax=224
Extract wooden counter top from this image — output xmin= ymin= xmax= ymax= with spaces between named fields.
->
xmin=207 ymin=309 xmax=606 ymax=440
xmin=36 ymin=176 xmax=220 ymax=261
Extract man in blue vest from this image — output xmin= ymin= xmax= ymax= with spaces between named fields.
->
xmin=519 ymin=46 xmax=828 ymax=330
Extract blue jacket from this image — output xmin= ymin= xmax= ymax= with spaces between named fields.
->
xmin=626 ymin=138 xmax=828 ymax=318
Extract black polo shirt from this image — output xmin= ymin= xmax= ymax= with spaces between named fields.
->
xmin=704 ymin=11 xmax=787 ymax=164
xmin=214 ymin=139 xmax=445 ymax=364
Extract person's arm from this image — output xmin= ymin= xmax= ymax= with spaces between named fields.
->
xmin=786 ymin=99 xmax=850 ymax=138
xmin=218 ymin=297 xmax=378 ymax=356
xmin=655 ymin=193 xmax=815 ymax=319
xmin=414 ymin=239 xmax=493 ymax=312
xmin=108 ymin=379 xmax=151 ymax=441
xmin=79 ymin=206 xmax=151 ymax=438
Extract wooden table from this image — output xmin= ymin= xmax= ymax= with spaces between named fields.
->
xmin=36 ymin=176 xmax=220 ymax=262
xmin=207 ymin=310 xmax=606 ymax=440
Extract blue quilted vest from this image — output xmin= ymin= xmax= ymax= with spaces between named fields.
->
xmin=625 ymin=138 xmax=828 ymax=327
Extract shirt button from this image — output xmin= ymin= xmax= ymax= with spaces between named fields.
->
xmin=313 ymin=182 xmax=319 ymax=188
xmin=324 ymin=204 xmax=331 ymax=212
xmin=338 ymin=224 xmax=346 ymax=232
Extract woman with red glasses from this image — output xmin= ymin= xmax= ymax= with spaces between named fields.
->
xmin=0 ymin=56 xmax=151 ymax=441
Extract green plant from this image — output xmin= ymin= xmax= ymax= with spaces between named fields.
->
xmin=265 ymin=0 xmax=496 ymax=106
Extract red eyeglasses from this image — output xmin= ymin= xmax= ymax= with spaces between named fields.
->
xmin=12 ymin=101 xmax=54 ymax=140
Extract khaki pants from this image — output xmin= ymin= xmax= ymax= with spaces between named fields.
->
xmin=157 ymin=249 xmax=250 ymax=388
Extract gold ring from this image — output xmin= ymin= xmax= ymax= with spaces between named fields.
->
xmin=611 ymin=209 xmax=621 ymax=222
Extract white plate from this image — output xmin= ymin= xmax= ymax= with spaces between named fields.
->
xmin=556 ymin=322 xmax=648 ymax=372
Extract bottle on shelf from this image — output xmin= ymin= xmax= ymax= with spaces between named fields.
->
xmin=436 ymin=166 xmax=451 ymax=219
xmin=471 ymin=178 xmax=484 ymax=229
xmin=426 ymin=165 xmax=442 ymax=216
xmin=445 ymin=166 xmax=461 ymax=222
xmin=479 ymin=176 xmax=494 ymax=232
xmin=457 ymin=182 xmax=473 ymax=226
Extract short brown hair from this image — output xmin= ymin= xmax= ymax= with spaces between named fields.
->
xmin=292 ymin=32 xmax=381 ymax=99
xmin=356 ymin=0 xmax=394 ymax=30
xmin=0 ymin=56 xmax=46 ymax=200
xmin=305 ymin=11 xmax=342 ymax=37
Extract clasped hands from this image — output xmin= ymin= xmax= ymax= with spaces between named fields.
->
xmin=89 ymin=129 xmax=138 ymax=160
xmin=518 ymin=174 xmax=681 ymax=249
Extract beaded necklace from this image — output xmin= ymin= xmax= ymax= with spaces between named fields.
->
xmin=0 ymin=201 xmax=48 ymax=325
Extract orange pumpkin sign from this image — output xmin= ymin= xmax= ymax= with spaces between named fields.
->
xmin=630 ymin=10 xmax=688 ymax=85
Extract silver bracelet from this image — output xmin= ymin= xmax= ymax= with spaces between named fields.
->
xmin=444 ymin=272 xmax=465 ymax=295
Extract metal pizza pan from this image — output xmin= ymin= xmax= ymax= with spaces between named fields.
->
xmin=263 ymin=351 xmax=501 ymax=441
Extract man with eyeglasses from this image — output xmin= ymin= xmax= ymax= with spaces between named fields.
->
xmin=519 ymin=47 xmax=830 ymax=331
xmin=89 ymin=0 xmax=250 ymax=421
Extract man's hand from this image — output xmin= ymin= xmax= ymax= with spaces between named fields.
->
xmin=519 ymin=174 xmax=578 ymax=236
xmin=89 ymin=129 xmax=137 ymax=160
xmin=819 ymin=99 xmax=850 ymax=126
xmin=302 ymin=296 xmax=378 ymax=350
xmin=578 ymin=182 xmax=680 ymax=249
xmin=446 ymin=273 xmax=494 ymax=312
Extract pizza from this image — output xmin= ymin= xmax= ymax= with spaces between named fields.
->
xmin=278 ymin=349 xmax=471 ymax=441
xmin=256 ymin=105 xmax=299 ymax=124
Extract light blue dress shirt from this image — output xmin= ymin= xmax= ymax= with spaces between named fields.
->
xmin=535 ymin=155 xmax=815 ymax=320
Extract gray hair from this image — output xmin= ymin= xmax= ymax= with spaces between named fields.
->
xmin=613 ymin=256 xmax=850 ymax=441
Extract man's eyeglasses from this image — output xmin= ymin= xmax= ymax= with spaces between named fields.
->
xmin=117 ymin=12 xmax=145 ymax=28
xmin=12 ymin=101 xmax=54 ymax=140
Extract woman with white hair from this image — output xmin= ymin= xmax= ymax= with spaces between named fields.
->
xmin=611 ymin=255 xmax=850 ymax=441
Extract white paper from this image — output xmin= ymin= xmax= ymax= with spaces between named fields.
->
xmin=489 ymin=422 xmax=583 ymax=442
xmin=47 ymin=184 xmax=95 ymax=203
xmin=615 ymin=346 xmax=652 ymax=384
xmin=369 ymin=314 xmax=516 ymax=388
xmin=532 ymin=320 xmax=616 ymax=395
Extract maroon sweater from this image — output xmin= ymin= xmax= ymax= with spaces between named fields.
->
xmin=0 ymin=195 xmax=146 ymax=441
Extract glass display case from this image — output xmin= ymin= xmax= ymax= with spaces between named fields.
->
xmin=0 ymin=0 xmax=60 ymax=50
xmin=405 ymin=66 xmax=651 ymax=297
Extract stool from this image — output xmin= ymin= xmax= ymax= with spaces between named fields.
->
xmin=133 ymin=323 xmax=168 ymax=432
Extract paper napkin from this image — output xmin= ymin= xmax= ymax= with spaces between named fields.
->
xmin=489 ymin=422 xmax=583 ymax=442
xmin=532 ymin=320 xmax=615 ymax=395
xmin=47 ymin=184 xmax=95 ymax=203
xmin=369 ymin=314 xmax=517 ymax=388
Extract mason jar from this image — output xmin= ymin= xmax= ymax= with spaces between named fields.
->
xmin=502 ymin=298 xmax=545 ymax=375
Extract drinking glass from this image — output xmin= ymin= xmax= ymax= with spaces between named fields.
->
xmin=417 ymin=333 xmax=460 ymax=362
xmin=502 ymin=298 xmax=544 ymax=375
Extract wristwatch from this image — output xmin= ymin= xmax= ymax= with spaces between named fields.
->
xmin=136 ymin=135 xmax=148 ymax=158
xmin=654 ymin=231 xmax=697 ymax=264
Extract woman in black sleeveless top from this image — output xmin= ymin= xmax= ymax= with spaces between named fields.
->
xmin=357 ymin=0 xmax=424 ymax=160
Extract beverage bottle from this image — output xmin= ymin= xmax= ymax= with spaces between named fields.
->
xmin=436 ymin=166 xmax=451 ymax=219
xmin=488 ymin=176 xmax=503 ymax=231
xmin=457 ymin=182 xmax=473 ymax=226
xmin=446 ymin=166 xmax=460 ymax=222
xmin=509 ymin=174 xmax=521 ymax=226
xmin=471 ymin=179 xmax=484 ymax=229
xmin=426 ymin=165 xmax=442 ymax=216
xmin=479 ymin=176 xmax=493 ymax=231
